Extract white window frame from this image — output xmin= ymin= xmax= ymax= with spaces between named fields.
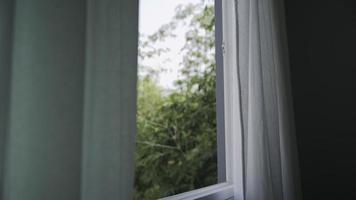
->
xmin=160 ymin=0 xmax=244 ymax=199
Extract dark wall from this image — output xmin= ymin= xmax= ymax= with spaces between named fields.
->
xmin=284 ymin=0 xmax=356 ymax=199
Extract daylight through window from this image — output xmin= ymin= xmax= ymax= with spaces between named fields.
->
xmin=135 ymin=1 xmax=219 ymax=199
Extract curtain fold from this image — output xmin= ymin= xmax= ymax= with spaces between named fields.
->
xmin=81 ymin=0 xmax=138 ymax=199
xmin=0 ymin=0 xmax=138 ymax=200
xmin=0 ymin=0 xmax=14 ymax=198
xmin=238 ymin=0 xmax=302 ymax=199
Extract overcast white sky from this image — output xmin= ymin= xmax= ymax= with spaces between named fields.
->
xmin=140 ymin=1 xmax=189 ymax=35
xmin=139 ymin=0 xmax=214 ymax=89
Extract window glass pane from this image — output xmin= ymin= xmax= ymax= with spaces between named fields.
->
xmin=135 ymin=0 xmax=219 ymax=199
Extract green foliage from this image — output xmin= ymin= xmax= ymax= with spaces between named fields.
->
xmin=135 ymin=2 xmax=217 ymax=199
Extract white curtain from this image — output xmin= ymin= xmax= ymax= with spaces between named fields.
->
xmin=238 ymin=0 xmax=302 ymax=199
xmin=0 ymin=0 xmax=138 ymax=200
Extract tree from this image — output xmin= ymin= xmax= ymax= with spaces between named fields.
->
xmin=135 ymin=2 xmax=217 ymax=199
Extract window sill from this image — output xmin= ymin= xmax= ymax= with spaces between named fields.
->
xmin=160 ymin=183 xmax=234 ymax=200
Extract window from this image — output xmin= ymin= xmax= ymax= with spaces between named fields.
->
xmin=135 ymin=0 xmax=243 ymax=199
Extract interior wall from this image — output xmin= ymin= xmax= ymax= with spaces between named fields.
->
xmin=284 ymin=0 xmax=356 ymax=199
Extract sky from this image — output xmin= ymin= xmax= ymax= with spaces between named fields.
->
xmin=139 ymin=0 xmax=214 ymax=90
xmin=140 ymin=0 xmax=215 ymax=34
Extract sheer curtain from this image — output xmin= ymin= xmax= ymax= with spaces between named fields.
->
xmin=0 ymin=0 xmax=138 ymax=200
xmin=238 ymin=0 xmax=302 ymax=199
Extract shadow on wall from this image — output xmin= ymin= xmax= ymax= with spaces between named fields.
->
xmin=285 ymin=0 xmax=356 ymax=199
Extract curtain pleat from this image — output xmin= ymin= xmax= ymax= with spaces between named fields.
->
xmin=0 ymin=0 xmax=138 ymax=199
xmin=2 ymin=0 xmax=86 ymax=199
xmin=80 ymin=0 xmax=138 ymax=199
xmin=238 ymin=0 xmax=302 ymax=199
xmin=0 ymin=0 xmax=14 ymax=198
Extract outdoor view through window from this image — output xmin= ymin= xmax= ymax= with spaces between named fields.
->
xmin=135 ymin=0 xmax=217 ymax=199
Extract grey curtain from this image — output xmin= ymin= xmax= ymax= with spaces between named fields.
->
xmin=238 ymin=0 xmax=302 ymax=199
xmin=0 ymin=0 xmax=138 ymax=200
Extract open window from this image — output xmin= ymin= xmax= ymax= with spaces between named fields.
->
xmin=135 ymin=0 xmax=243 ymax=199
